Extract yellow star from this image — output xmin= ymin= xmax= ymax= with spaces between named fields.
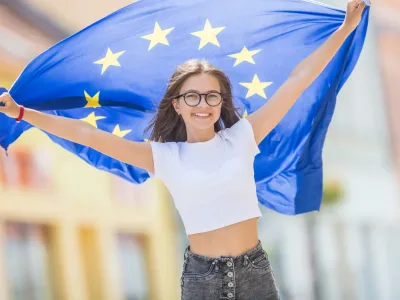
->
xmin=84 ymin=91 xmax=101 ymax=108
xmin=228 ymin=47 xmax=261 ymax=67
xmin=141 ymin=22 xmax=175 ymax=50
xmin=94 ymin=48 xmax=125 ymax=75
xmin=239 ymin=74 xmax=273 ymax=99
xmin=80 ymin=112 xmax=106 ymax=128
xmin=191 ymin=19 xmax=225 ymax=50
xmin=112 ymin=125 xmax=132 ymax=138
xmin=242 ymin=109 xmax=248 ymax=119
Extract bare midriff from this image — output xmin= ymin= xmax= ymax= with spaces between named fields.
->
xmin=187 ymin=217 xmax=260 ymax=257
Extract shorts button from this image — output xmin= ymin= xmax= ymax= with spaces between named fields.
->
xmin=228 ymin=292 xmax=234 ymax=298
xmin=227 ymin=271 xmax=233 ymax=277
xmin=228 ymin=282 xmax=234 ymax=287
xmin=227 ymin=261 xmax=233 ymax=267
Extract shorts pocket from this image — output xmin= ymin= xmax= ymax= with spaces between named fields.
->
xmin=183 ymin=258 xmax=217 ymax=281
xmin=248 ymin=250 xmax=271 ymax=270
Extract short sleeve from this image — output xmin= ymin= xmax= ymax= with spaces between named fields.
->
xmin=149 ymin=141 xmax=176 ymax=179
xmin=222 ymin=118 xmax=261 ymax=157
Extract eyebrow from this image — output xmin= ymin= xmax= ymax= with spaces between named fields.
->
xmin=182 ymin=89 xmax=220 ymax=93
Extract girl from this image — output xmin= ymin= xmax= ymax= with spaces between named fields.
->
xmin=0 ymin=1 xmax=366 ymax=299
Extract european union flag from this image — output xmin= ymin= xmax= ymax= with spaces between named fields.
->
xmin=0 ymin=0 xmax=369 ymax=214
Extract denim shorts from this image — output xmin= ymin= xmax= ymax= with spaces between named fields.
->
xmin=180 ymin=240 xmax=280 ymax=300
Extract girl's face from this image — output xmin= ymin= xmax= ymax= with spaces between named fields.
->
xmin=172 ymin=73 xmax=223 ymax=132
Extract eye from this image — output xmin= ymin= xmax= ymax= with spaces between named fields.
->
xmin=185 ymin=93 xmax=199 ymax=99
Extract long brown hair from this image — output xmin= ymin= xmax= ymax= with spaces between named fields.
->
xmin=144 ymin=59 xmax=241 ymax=142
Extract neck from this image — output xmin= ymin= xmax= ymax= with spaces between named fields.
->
xmin=186 ymin=128 xmax=216 ymax=143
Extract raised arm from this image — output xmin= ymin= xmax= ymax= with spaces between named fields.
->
xmin=0 ymin=92 xmax=155 ymax=174
xmin=247 ymin=0 xmax=368 ymax=144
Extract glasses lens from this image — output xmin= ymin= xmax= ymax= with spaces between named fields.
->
xmin=183 ymin=92 xmax=222 ymax=106
xmin=206 ymin=92 xmax=222 ymax=106
xmin=184 ymin=92 xmax=200 ymax=106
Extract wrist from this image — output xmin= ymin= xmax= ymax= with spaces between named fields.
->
xmin=15 ymin=105 xmax=25 ymax=122
xmin=335 ymin=24 xmax=355 ymax=41
xmin=340 ymin=22 xmax=357 ymax=34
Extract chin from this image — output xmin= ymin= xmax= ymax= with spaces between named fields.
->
xmin=190 ymin=117 xmax=217 ymax=129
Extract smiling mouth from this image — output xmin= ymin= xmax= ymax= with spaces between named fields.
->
xmin=192 ymin=113 xmax=212 ymax=118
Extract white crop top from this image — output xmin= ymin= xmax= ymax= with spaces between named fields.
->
xmin=149 ymin=118 xmax=262 ymax=235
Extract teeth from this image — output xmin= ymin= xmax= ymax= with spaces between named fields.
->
xmin=195 ymin=113 xmax=210 ymax=117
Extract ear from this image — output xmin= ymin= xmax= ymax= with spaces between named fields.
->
xmin=172 ymin=98 xmax=180 ymax=114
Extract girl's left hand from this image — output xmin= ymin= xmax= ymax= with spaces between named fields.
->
xmin=343 ymin=0 xmax=369 ymax=31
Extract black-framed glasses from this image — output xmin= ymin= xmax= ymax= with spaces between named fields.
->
xmin=175 ymin=91 xmax=223 ymax=107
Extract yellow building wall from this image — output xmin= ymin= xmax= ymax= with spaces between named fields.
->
xmin=0 ymin=76 xmax=180 ymax=299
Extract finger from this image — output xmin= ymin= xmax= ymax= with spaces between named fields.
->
xmin=358 ymin=2 xmax=367 ymax=10
xmin=358 ymin=0 xmax=367 ymax=7
xmin=349 ymin=0 xmax=361 ymax=11
xmin=0 ymin=91 xmax=9 ymax=98
xmin=352 ymin=0 xmax=362 ymax=5
xmin=355 ymin=0 xmax=365 ymax=7
xmin=0 ymin=96 xmax=7 ymax=107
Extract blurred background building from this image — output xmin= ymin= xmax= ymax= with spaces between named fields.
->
xmin=0 ymin=0 xmax=399 ymax=300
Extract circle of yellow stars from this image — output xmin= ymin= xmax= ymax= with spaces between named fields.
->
xmin=83 ymin=16 xmax=273 ymax=138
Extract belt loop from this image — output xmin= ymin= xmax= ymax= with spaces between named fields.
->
xmin=182 ymin=253 xmax=189 ymax=272
xmin=214 ymin=260 xmax=219 ymax=272
xmin=244 ymin=255 xmax=249 ymax=266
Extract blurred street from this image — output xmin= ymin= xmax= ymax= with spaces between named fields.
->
xmin=0 ymin=0 xmax=399 ymax=299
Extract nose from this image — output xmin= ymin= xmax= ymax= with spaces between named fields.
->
xmin=197 ymin=95 xmax=209 ymax=107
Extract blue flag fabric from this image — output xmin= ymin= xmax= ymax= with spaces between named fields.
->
xmin=0 ymin=0 xmax=369 ymax=215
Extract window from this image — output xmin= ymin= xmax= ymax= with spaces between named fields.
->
xmin=4 ymin=222 xmax=53 ymax=300
xmin=117 ymin=233 xmax=149 ymax=300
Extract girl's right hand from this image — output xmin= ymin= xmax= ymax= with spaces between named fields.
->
xmin=0 ymin=93 xmax=20 ymax=118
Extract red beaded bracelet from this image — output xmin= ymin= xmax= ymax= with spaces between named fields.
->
xmin=16 ymin=105 xmax=25 ymax=122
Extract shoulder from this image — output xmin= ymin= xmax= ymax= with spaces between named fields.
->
xmin=149 ymin=141 xmax=179 ymax=155
xmin=220 ymin=118 xmax=253 ymax=139
xmin=148 ymin=141 xmax=179 ymax=179
xmin=220 ymin=118 xmax=260 ymax=156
